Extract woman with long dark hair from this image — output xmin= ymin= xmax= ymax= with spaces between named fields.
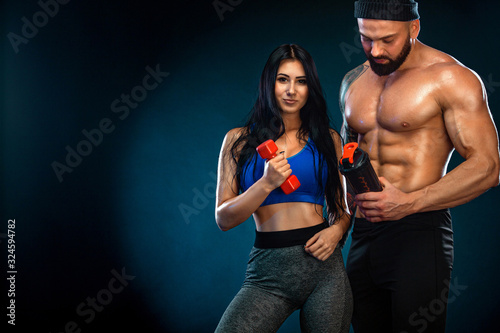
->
xmin=215 ymin=44 xmax=352 ymax=332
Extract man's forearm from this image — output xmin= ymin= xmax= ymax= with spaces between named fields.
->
xmin=410 ymin=155 xmax=499 ymax=213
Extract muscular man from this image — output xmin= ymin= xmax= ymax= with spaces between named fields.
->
xmin=340 ymin=1 xmax=500 ymax=332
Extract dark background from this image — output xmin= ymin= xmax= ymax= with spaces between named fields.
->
xmin=2 ymin=0 xmax=499 ymax=332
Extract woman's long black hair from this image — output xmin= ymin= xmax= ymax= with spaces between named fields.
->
xmin=230 ymin=44 xmax=346 ymax=227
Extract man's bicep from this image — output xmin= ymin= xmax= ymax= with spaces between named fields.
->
xmin=442 ymin=73 xmax=498 ymax=159
xmin=446 ymin=106 xmax=498 ymax=159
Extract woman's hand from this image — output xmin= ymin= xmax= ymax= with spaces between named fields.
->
xmin=261 ymin=153 xmax=292 ymax=191
xmin=304 ymin=224 xmax=343 ymax=261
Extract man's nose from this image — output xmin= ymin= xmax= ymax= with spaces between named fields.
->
xmin=371 ymin=42 xmax=384 ymax=58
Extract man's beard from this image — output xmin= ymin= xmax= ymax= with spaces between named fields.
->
xmin=367 ymin=38 xmax=412 ymax=76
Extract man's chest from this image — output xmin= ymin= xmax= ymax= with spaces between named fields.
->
xmin=345 ymin=73 xmax=441 ymax=134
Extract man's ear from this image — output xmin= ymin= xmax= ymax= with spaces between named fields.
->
xmin=410 ymin=19 xmax=420 ymax=39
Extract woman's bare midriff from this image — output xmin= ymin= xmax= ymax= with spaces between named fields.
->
xmin=254 ymin=202 xmax=325 ymax=232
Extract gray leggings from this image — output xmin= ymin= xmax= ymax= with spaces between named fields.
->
xmin=215 ymin=244 xmax=353 ymax=332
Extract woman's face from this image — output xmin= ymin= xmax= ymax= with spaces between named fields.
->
xmin=274 ymin=59 xmax=308 ymax=115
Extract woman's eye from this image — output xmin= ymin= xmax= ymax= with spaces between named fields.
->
xmin=298 ymin=79 xmax=307 ymax=84
xmin=277 ymin=77 xmax=287 ymax=82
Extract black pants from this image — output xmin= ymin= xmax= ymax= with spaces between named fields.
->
xmin=346 ymin=209 xmax=454 ymax=333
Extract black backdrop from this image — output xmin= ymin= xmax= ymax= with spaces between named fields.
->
xmin=2 ymin=0 xmax=500 ymax=332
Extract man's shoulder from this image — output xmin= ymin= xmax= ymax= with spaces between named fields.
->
xmin=420 ymin=46 xmax=475 ymax=79
xmin=339 ymin=62 xmax=370 ymax=108
xmin=341 ymin=62 xmax=370 ymax=84
xmin=418 ymin=47 xmax=486 ymax=109
xmin=427 ymin=59 xmax=483 ymax=95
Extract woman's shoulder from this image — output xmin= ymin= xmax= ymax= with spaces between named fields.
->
xmin=226 ymin=127 xmax=244 ymax=137
xmin=221 ymin=127 xmax=248 ymax=153
xmin=328 ymin=128 xmax=342 ymax=144
xmin=307 ymin=128 xmax=341 ymax=146
xmin=326 ymin=128 xmax=343 ymax=156
xmin=223 ymin=127 xmax=246 ymax=144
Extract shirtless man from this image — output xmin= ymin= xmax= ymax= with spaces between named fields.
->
xmin=340 ymin=1 xmax=500 ymax=332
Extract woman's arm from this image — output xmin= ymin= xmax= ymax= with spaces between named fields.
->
xmin=215 ymin=128 xmax=293 ymax=231
xmin=305 ymin=130 xmax=352 ymax=260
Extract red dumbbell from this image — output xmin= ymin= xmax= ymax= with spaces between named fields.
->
xmin=256 ymin=139 xmax=301 ymax=194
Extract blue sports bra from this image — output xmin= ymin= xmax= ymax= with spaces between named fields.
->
xmin=240 ymin=138 xmax=327 ymax=206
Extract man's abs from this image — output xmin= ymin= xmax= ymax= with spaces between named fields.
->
xmin=344 ymin=63 xmax=455 ymax=193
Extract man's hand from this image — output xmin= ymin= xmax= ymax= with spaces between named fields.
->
xmin=355 ymin=177 xmax=415 ymax=222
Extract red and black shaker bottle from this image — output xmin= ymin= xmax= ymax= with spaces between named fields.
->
xmin=256 ymin=139 xmax=301 ymax=195
xmin=339 ymin=143 xmax=382 ymax=194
